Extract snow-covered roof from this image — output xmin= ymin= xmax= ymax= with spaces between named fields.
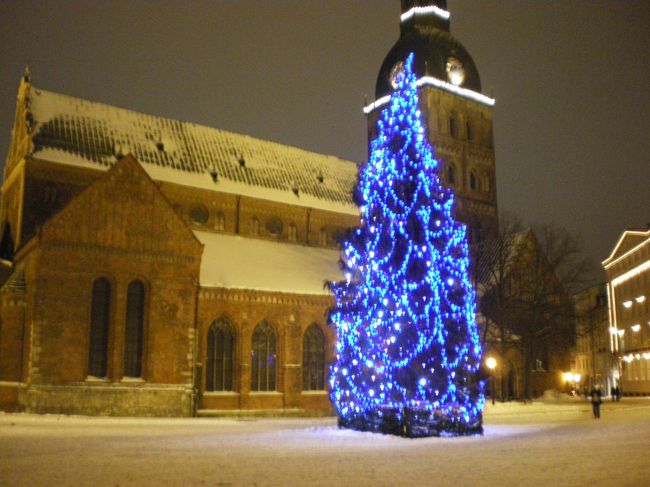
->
xmin=27 ymin=87 xmax=359 ymax=215
xmin=194 ymin=231 xmax=341 ymax=295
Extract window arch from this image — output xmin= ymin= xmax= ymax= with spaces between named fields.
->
xmin=288 ymin=222 xmax=298 ymax=242
xmin=302 ymin=324 xmax=326 ymax=391
xmin=449 ymin=116 xmax=457 ymax=138
xmin=124 ymin=280 xmax=145 ymax=378
xmin=251 ymin=321 xmax=276 ymax=391
xmin=206 ymin=318 xmax=234 ymax=391
xmin=251 ymin=217 xmax=260 ymax=236
xmin=446 ymin=163 xmax=456 ymax=186
xmin=482 ymin=173 xmax=491 ymax=193
xmin=88 ymin=277 xmax=111 ymax=378
xmin=215 ymin=211 xmax=225 ymax=231
xmin=319 ymin=228 xmax=328 ymax=247
xmin=469 ymin=171 xmax=478 ymax=191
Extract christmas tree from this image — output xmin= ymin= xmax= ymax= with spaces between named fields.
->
xmin=329 ymin=54 xmax=484 ymax=437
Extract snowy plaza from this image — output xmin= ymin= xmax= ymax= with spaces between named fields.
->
xmin=2 ymin=397 xmax=649 ymax=487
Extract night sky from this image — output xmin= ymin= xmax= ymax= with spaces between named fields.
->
xmin=1 ymin=0 xmax=648 ymax=283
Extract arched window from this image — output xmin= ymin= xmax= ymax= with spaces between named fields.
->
xmin=251 ymin=321 xmax=276 ymax=391
xmin=469 ymin=171 xmax=478 ymax=191
xmin=288 ymin=223 xmax=297 ymax=242
xmin=215 ymin=211 xmax=225 ymax=231
xmin=482 ymin=174 xmax=491 ymax=193
xmin=206 ymin=318 xmax=234 ymax=391
xmin=466 ymin=120 xmax=473 ymax=141
xmin=302 ymin=324 xmax=326 ymax=391
xmin=319 ymin=228 xmax=328 ymax=247
xmin=449 ymin=116 xmax=457 ymax=138
xmin=446 ymin=163 xmax=456 ymax=186
xmin=124 ymin=280 xmax=145 ymax=378
xmin=88 ymin=277 xmax=111 ymax=378
xmin=251 ymin=217 xmax=260 ymax=236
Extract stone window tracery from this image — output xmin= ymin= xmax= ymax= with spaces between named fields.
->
xmin=302 ymin=324 xmax=326 ymax=391
xmin=206 ymin=318 xmax=234 ymax=391
xmin=251 ymin=321 xmax=276 ymax=391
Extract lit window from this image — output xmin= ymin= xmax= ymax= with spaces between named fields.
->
xmin=623 ymin=300 xmax=633 ymax=308
xmin=631 ymin=324 xmax=641 ymax=332
xmin=635 ymin=295 xmax=646 ymax=303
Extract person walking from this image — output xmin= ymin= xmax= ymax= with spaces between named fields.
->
xmin=590 ymin=385 xmax=602 ymax=419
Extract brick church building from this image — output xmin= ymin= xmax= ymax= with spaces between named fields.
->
xmin=0 ymin=1 xmax=502 ymax=416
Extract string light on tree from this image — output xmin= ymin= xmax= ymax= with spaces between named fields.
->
xmin=329 ymin=53 xmax=483 ymax=438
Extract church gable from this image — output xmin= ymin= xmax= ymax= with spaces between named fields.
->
xmin=40 ymin=154 xmax=203 ymax=257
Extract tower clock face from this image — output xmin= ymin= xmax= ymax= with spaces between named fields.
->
xmin=389 ymin=61 xmax=405 ymax=88
xmin=445 ymin=57 xmax=465 ymax=86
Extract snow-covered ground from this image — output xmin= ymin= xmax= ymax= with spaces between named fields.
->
xmin=2 ymin=397 xmax=649 ymax=487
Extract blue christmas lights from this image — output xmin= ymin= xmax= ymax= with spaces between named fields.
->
xmin=329 ymin=53 xmax=483 ymax=437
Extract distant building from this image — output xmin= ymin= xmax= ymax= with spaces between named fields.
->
xmin=573 ymin=283 xmax=616 ymax=394
xmin=603 ymin=228 xmax=650 ymax=395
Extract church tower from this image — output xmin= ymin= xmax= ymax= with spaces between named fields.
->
xmin=366 ymin=0 xmax=498 ymax=244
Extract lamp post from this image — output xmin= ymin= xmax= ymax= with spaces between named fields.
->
xmin=486 ymin=357 xmax=497 ymax=405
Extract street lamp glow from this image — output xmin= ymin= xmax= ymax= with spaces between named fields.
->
xmin=486 ymin=357 xmax=497 ymax=370
xmin=573 ymin=374 xmax=581 ymax=383
xmin=563 ymin=372 xmax=574 ymax=382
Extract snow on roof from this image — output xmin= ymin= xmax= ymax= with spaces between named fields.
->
xmin=27 ymin=87 xmax=360 ymax=215
xmin=194 ymin=231 xmax=341 ymax=295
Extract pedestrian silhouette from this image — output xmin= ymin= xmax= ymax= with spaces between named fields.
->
xmin=590 ymin=385 xmax=602 ymax=419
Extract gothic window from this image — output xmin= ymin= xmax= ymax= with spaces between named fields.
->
xmin=251 ymin=321 xmax=276 ymax=392
xmin=449 ymin=116 xmax=457 ymax=138
xmin=288 ymin=223 xmax=297 ymax=242
xmin=190 ymin=204 xmax=209 ymax=226
xmin=88 ymin=277 xmax=111 ymax=378
xmin=319 ymin=228 xmax=328 ymax=247
xmin=205 ymin=318 xmax=234 ymax=391
xmin=124 ymin=280 xmax=145 ymax=378
xmin=446 ymin=163 xmax=456 ymax=187
xmin=469 ymin=171 xmax=478 ymax=191
xmin=466 ymin=121 xmax=473 ymax=141
xmin=482 ymin=173 xmax=491 ymax=193
xmin=215 ymin=211 xmax=225 ymax=231
xmin=251 ymin=217 xmax=260 ymax=236
xmin=302 ymin=324 xmax=326 ymax=391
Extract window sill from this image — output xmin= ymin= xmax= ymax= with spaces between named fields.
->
xmin=85 ymin=376 xmax=110 ymax=383
xmin=203 ymin=391 xmax=239 ymax=396
xmin=120 ymin=377 xmax=146 ymax=383
xmin=301 ymin=390 xmax=328 ymax=395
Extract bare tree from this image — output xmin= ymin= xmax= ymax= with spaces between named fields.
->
xmin=476 ymin=216 xmax=592 ymax=399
